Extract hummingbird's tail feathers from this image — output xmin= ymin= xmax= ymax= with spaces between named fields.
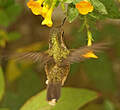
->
xmin=47 ymin=82 xmax=61 ymax=105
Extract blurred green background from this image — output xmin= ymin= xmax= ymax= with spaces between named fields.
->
xmin=0 ymin=0 xmax=120 ymax=110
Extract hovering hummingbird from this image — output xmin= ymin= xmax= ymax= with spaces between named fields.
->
xmin=7 ymin=25 xmax=109 ymax=105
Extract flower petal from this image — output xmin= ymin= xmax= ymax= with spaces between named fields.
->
xmin=41 ymin=4 xmax=49 ymax=18
xmin=76 ymin=1 xmax=94 ymax=15
xmin=27 ymin=0 xmax=43 ymax=15
xmin=83 ymin=51 xmax=98 ymax=58
xmin=41 ymin=8 xmax=53 ymax=27
xmin=42 ymin=18 xmax=53 ymax=27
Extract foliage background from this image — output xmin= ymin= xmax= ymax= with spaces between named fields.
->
xmin=0 ymin=0 xmax=120 ymax=110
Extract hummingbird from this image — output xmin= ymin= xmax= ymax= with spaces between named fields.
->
xmin=7 ymin=26 xmax=109 ymax=105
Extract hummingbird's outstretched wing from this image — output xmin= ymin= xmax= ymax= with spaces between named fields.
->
xmin=3 ymin=51 xmax=52 ymax=66
xmin=63 ymin=42 xmax=110 ymax=64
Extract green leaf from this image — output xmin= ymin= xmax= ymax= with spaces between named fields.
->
xmin=67 ymin=4 xmax=79 ymax=23
xmin=104 ymin=100 xmax=115 ymax=110
xmin=90 ymin=0 xmax=108 ymax=15
xmin=7 ymin=32 xmax=21 ymax=41
xmin=62 ymin=0 xmax=73 ymax=3
xmin=83 ymin=53 xmax=117 ymax=93
xmin=20 ymin=88 xmax=98 ymax=110
xmin=88 ymin=12 xmax=106 ymax=20
xmin=73 ymin=0 xmax=90 ymax=4
xmin=0 ymin=66 xmax=5 ymax=101
xmin=1 ymin=68 xmax=43 ymax=110
xmin=99 ymin=0 xmax=120 ymax=18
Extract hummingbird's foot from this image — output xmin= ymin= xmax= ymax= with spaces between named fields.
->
xmin=48 ymin=99 xmax=56 ymax=106
xmin=46 ymin=80 xmax=49 ymax=85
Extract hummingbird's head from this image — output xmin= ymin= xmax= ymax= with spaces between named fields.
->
xmin=49 ymin=27 xmax=64 ymax=48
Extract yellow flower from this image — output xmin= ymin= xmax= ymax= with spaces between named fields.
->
xmin=41 ymin=8 xmax=53 ymax=27
xmin=83 ymin=52 xmax=98 ymax=58
xmin=41 ymin=3 xmax=49 ymax=18
xmin=87 ymin=32 xmax=92 ymax=46
xmin=76 ymin=1 xmax=94 ymax=15
xmin=83 ymin=32 xmax=98 ymax=59
xmin=27 ymin=0 xmax=44 ymax=15
xmin=27 ymin=0 xmax=56 ymax=27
